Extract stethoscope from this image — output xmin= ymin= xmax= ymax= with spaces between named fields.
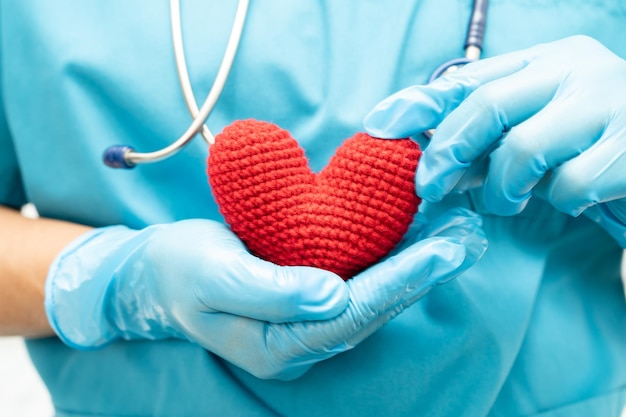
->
xmin=422 ymin=0 xmax=488 ymax=139
xmin=103 ymin=0 xmax=250 ymax=169
xmin=103 ymin=0 xmax=487 ymax=169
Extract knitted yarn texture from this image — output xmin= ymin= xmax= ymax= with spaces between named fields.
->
xmin=208 ymin=119 xmax=421 ymax=280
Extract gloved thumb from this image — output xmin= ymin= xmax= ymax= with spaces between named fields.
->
xmin=363 ymin=83 xmax=454 ymax=138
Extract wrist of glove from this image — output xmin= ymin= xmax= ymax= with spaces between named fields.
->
xmin=46 ymin=209 xmax=486 ymax=380
xmin=46 ymin=226 xmax=151 ymax=348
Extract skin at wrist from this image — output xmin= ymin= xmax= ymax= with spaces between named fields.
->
xmin=0 ymin=205 xmax=91 ymax=337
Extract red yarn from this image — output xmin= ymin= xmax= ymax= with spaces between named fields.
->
xmin=208 ymin=119 xmax=421 ymax=280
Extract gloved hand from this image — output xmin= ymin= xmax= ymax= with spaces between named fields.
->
xmin=45 ymin=208 xmax=486 ymax=381
xmin=364 ymin=35 xmax=626 ymax=247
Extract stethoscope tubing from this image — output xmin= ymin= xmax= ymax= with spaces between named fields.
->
xmin=422 ymin=0 xmax=488 ymax=139
xmin=103 ymin=0 xmax=249 ymax=169
xmin=102 ymin=0 xmax=486 ymax=168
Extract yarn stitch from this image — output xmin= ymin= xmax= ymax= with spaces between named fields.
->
xmin=208 ymin=119 xmax=421 ymax=280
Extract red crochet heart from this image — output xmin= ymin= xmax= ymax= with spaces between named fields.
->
xmin=208 ymin=119 xmax=421 ymax=280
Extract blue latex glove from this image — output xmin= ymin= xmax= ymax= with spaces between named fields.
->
xmin=45 ymin=208 xmax=486 ymax=381
xmin=364 ymin=36 xmax=626 ymax=247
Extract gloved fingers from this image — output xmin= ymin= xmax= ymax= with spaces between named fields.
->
xmin=199 ymin=249 xmax=350 ymax=323
xmin=483 ymin=97 xmax=607 ymax=215
xmin=183 ymin=309 xmax=348 ymax=381
xmin=275 ymin=227 xmax=486 ymax=380
xmin=534 ymin=131 xmax=626 ymax=216
xmin=199 ymin=209 xmax=480 ymax=324
xmin=410 ymin=207 xmax=487 ymax=282
xmin=428 ymin=210 xmax=487 ymax=278
xmin=271 ymin=238 xmax=470 ymax=380
xmin=416 ymin=65 xmax=558 ymax=202
xmin=362 ymin=48 xmax=533 ymax=139
xmin=175 ymin=311 xmax=282 ymax=378
xmin=182 ymin=218 xmax=487 ymax=381
xmin=195 ymin=208 xmax=479 ymax=324
xmin=389 ymin=206 xmax=483 ymax=259
xmin=149 ymin=220 xmax=349 ymax=323
xmin=402 ymin=207 xmax=484 ymax=252
xmin=330 ymin=212 xmax=487 ymax=361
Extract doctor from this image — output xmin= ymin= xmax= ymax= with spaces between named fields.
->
xmin=1 ymin=1 xmax=626 ymax=416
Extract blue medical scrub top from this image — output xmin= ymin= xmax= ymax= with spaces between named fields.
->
xmin=2 ymin=1 xmax=626 ymax=416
